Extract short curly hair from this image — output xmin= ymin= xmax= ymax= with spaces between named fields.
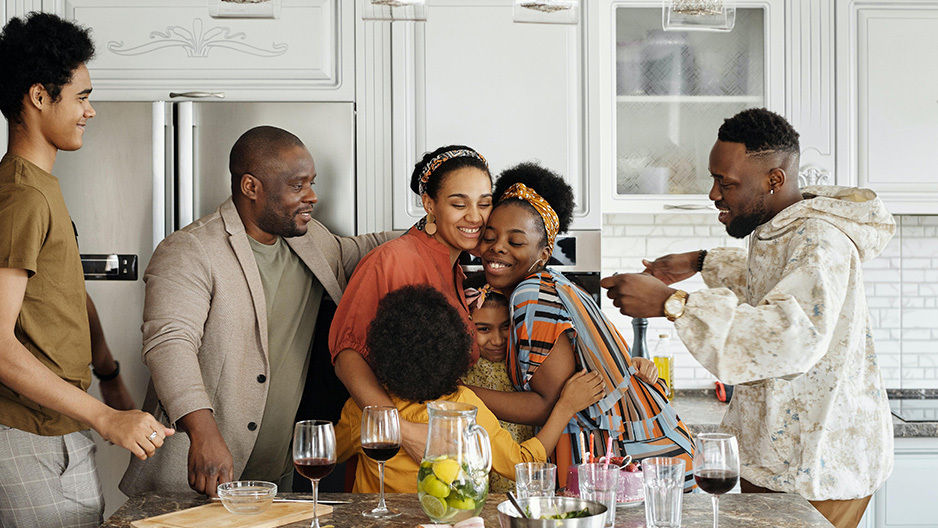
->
xmin=718 ymin=108 xmax=800 ymax=156
xmin=367 ymin=285 xmax=471 ymax=402
xmin=408 ymin=144 xmax=491 ymax=199
xmin=493 ymin=162 xmax=575 ymax=247
xmin=0 ymin=13 xmax=95 ymax=123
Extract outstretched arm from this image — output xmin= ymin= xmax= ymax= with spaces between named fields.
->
xmin=470 ymin=333 xmax=577 ymax=426
xmin=0 ymin=269 xmax=172 ymax=460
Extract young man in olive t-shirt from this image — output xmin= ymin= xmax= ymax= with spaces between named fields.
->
xmin=0 ymin=13 xmax=173 ymax=528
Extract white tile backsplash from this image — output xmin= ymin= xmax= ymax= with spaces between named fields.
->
xmin=601 ymin=214 xmax=938 ymax=389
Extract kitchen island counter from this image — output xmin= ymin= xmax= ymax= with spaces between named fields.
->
xmin=672 ymin=390 xmax=938 ymax=438
xmin=104 ymin=492 xmax=833 ymax=527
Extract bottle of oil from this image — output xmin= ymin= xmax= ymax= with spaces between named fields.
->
xmin=652 ymin=333 xmax=674 ymax=399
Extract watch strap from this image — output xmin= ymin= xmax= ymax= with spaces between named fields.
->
xmin=92 ymin=360 xmax=120 ymax=382
xmin=696 ymin=250 xmax=708 ymax=272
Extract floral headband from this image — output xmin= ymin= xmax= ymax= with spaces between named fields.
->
xmin=500 ymin=182 xmax=560 ymax=255
xmin=417 ymin=149 xmax=488 ymax=196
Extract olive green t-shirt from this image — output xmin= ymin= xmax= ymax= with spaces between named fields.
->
xmin=241 ymin=235 xmax=322 ymax=485
xmin=0 ymin=154 xmax=91 ymax=436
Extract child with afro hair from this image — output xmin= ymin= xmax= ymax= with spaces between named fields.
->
xmin=334 ymin=285 xmax=604 ymax=493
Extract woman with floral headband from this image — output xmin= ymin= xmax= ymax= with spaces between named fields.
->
xmin=467 ymin=162 xmax=697 ymax=489
xmin=330 ymin=145 xmax=493 ymax=461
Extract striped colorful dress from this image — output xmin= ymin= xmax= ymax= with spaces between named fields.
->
xmin=508 ymin=269 xmax=696 ymax=490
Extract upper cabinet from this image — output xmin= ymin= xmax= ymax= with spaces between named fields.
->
xmin=56 ymin=0 xmax=354 ymax=101
xmin=786 ymin=0 xmax=836 ymax=188
xmin=384 ymin=0 xmax=597 ymax=231
xmin=591 ymin=0 xmax=785 ymax=214
xmin=837 ymin=0 xmax=938 ymax=214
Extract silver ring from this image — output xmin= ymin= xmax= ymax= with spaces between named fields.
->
xmin=148 ymin=431 xmax=159 ymax=440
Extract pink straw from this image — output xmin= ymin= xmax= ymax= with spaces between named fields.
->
xmin=603 ymin=436 xmax=614 ymax=468
xmin=588 ymin=432 xmax=595 ymax=462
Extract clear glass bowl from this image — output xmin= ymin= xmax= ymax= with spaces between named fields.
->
xmin=216 ymin=481 xmax=277 ymax=515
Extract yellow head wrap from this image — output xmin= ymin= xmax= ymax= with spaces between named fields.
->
xmin=500 ymin=182 xmax=560 ymax=255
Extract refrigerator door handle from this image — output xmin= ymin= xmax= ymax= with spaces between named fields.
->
xmin=177 ymin=101 xmax=195 ymax=228
xmin=152 ymin=102 xmax=166 ymax=249
xmin=169 ymin=91 xmax=225 ymax=99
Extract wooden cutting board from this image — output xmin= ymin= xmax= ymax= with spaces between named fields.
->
xmin=131 ymin=502 xmax=333 ymax=528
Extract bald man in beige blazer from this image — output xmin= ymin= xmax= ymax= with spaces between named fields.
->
xmin=120 ymin=127 xmax=395 ymax=496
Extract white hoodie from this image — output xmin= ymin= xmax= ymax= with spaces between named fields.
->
xmin=675 ymin=185 xmax=895 ymax=501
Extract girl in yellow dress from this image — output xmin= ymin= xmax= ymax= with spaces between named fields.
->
xmin=461 ymin=287 xmax=535 ymax=493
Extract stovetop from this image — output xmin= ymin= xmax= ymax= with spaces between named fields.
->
xmin=890 ymin=399 xmax=938 ymax=422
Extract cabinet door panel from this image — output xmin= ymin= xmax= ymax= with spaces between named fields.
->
xmin=391 ymin=0 xmax=591 ymax=229
xmin=858 ymin=9 xmax=938 ymax=192
xmin=62 ymin=0 xmax=351 ymax=100
xmin=876 ymin=447 xmax=938 ymax=526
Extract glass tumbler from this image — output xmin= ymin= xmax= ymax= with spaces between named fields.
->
xmin=642 ymin=457 xmax=685 ymax=528
xmin=514 ymin=462 xmax=556 ymax=499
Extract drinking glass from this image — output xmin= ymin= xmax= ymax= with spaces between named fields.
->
xmin=293 ymin=420 xmax=336 ymax=528
xmin=643 ymin=457 xmax=685 ymax=528
xmin=693 ymin=433 xmax=739 ymax=528
xmin=361 ymin=406 xmax=402 ymax=518
xmin=578 ymin=463 xmax=619 ymax=527
xmin=515 ymin=462 xmax=556 ymax=499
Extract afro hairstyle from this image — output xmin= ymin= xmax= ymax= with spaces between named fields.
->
xmin=717 ymin=108 xmax=800 ymax=156
xmin=0 ymin=13 xmax=95 ymax=123
xmin=493 ymin=162 xmax=575 ymax=247
xmin=366 ymin=285 xmax=471 ymax=402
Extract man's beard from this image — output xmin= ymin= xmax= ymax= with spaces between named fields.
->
xmin=256 ymin=206 xmax=305 ymax=238
xmin=725 ymin=198 xmax=770 ymax=239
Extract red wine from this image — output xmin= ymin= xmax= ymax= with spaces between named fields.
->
xmin=694 ymin=469 xmax=738 ymax=495
xmin=294 ymin=457 xmax=336 ymax=480
xmin=362 ymin=442 xmax=400 ymax=462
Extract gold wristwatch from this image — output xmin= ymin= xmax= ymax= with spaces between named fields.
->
xmin=664 ymin=290 xmax=689 ymax=322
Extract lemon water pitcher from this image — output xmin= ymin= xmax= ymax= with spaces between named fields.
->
xmin=417 ymin=400 xmax=492 ymax=523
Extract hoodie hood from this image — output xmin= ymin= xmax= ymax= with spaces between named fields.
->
xmin=756 ymin=185 xmax=896 ymax=262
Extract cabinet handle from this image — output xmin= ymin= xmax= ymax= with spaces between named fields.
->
xmin=664 ymin=204 xmax=715 ymax=210
xmin=169 ymin=91 xmax=225 ymax=99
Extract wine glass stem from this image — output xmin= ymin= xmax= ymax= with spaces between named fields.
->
xmin=311 ymin=479 xmax=320 ymax=528
xmin=712 ymin=494 xmax=719 ymax=528
xmin=377 ymin=461 xmax=387 ymax=511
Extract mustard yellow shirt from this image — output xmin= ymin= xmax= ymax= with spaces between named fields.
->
xmin=336 ymin=386 xmax=546 ymax=493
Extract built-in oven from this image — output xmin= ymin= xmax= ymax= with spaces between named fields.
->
xmin=460 ymin=230 xmax=602 ymax=305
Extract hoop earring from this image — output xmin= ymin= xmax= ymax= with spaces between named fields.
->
xmin=527 ymin=258 xmax=545 ymax=274
xmin=425 ymin=213 xmax=437 ymax=236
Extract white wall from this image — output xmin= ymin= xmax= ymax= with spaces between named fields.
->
xmin=601 ymin=213 xmax=938 ymax=390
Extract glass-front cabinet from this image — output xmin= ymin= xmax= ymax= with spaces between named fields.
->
xmin=589 ymin=0 xmax=784 ymax=213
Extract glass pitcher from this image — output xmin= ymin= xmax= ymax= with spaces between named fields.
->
xmin=417 ymin=400 xmax=492 ymax=523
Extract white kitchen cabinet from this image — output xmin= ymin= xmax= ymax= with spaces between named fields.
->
xmin=385 ymin=0 xmax=597 ymax=231
xmin=590 ymin=0 xmax=785 ymax=214
xmin=52 ymin=0 xmax=353 ymax=101
xmin=836 ymin=1 xmax=938 ymax=214
xmin=787 ymin=0 xmax=837 ymax=188
xmin=870 ymin=438 xmax=938 ymax=527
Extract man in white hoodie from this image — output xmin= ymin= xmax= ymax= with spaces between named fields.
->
xmin=601 ymin=108 xmax=894 ymax=528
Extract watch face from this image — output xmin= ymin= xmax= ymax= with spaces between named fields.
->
xmin=665 ymin=297 xmax=683 ymax=315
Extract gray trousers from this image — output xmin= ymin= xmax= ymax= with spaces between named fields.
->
xmin=0 ymin=425 xmax=103 ymax=528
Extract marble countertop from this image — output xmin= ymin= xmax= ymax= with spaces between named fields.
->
xmin=671 ymin=390 xmax=938 ymax=438
xmin=104 ymin=492 xmax=834 ymax=527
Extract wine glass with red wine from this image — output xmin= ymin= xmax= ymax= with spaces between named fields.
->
xmin=360 ymin=406 xmax=402 ymax=518
xmin=293 ymin=420 xmax=336 ymax=528
xmin=693 ymin=433 xmax=739 ymax=528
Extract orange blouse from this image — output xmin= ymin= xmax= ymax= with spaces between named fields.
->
xmin=329 ymin=226 xmax=478 ymax=364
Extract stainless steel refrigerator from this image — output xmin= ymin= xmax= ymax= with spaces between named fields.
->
xmin=3 ymin=101 xmax=356 ymax=514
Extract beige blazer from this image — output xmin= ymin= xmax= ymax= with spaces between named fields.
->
xmin=120 ymin=199 xmax=394 ymax=495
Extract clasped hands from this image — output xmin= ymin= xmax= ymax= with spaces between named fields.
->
xmin=600 ymin=250 xmax=700 ymax=318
